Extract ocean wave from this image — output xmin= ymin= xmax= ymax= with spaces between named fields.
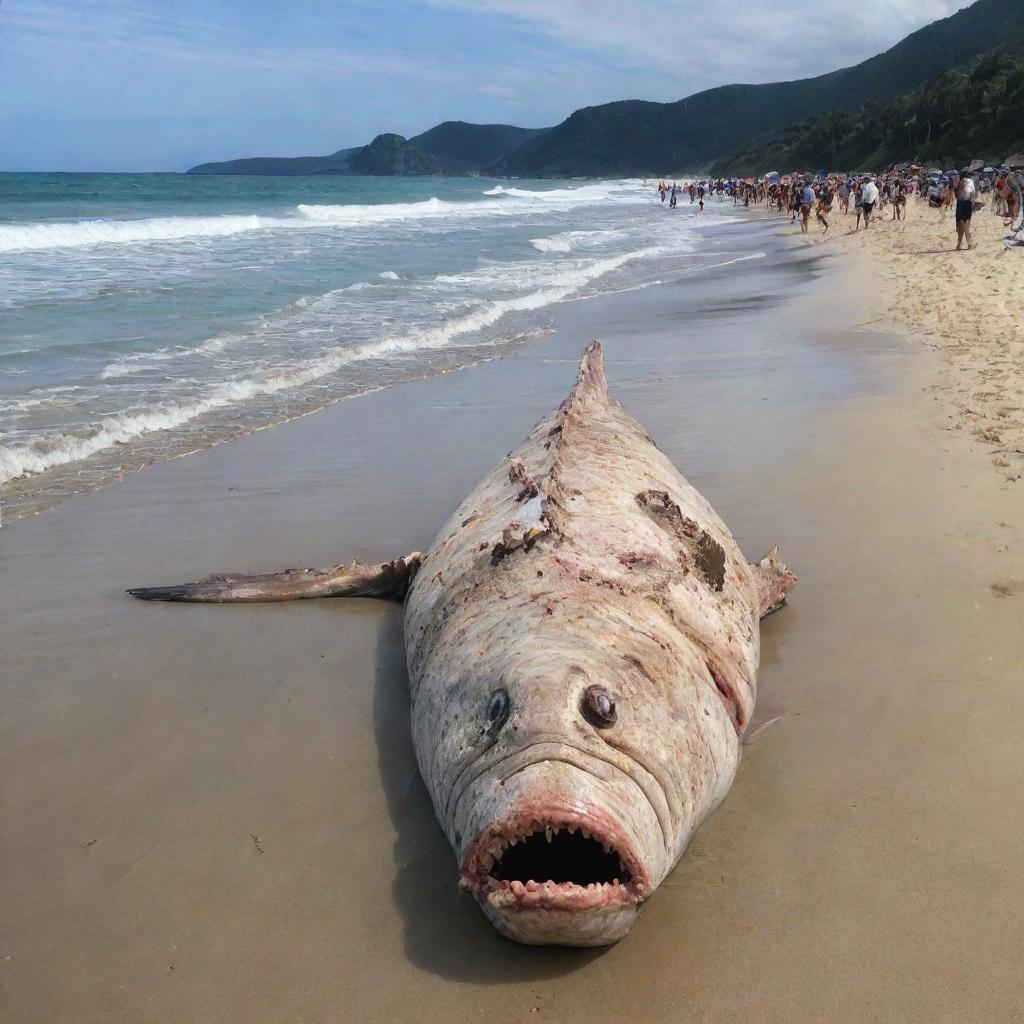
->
xmin=0 ymin=246 xmax=661 ymax=484
xmin=530 ymin=229 xmax=625 ymax=253
xmin=483 ymin=183 xmax=642 ymax=204
xmin=0 ymin=183 xmax=651 ymax=255
xmin=0 ymin=199 xmax=499 ymax=254
xmin=0 ymin=214 xmax=287 ymax=254
xmin=295 ymin=196 xmax=504 ymax=226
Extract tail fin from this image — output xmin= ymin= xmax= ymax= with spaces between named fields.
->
xmin=128 ymin=553 xmax=421 ymax=603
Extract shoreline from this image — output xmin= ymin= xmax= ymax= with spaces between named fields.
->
xmin=3 ymin=218 xmax=1023 ymax=1022
xmin=0 ymin=197 xmax=742 ymax=525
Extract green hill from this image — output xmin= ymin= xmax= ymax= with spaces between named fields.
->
xmin=348 ymin=133 xmax=440 ymax=175
xmin=409 ymin=121 xmax=549 ymax=174
xmin=186 ymin=121 xmax=547 ymax=176
xmin=709 ymin=47 xmax=1024 ymax=176
xmin=487 ymin=0 xmax=1024 ymax=176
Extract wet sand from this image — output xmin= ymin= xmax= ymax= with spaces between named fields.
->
xmin=2 ymin=226 xmax=1023 ymax=1022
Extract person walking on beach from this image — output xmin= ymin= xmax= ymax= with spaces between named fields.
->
xmin=892 ymin=179 xmax=907 ymax=221
xmin=815 ymin=185 xmax=832 ymax=233
xmin=860 ymin=177 xmax=879 ymax=229
xmin=799 ymin=181 xmax=815 ymax=233
xmin=955 ymin=170 xmax=976 ymax=250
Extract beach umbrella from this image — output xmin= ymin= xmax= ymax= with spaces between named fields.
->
xmin=968 ymin=159 xmax=984 ymax=172
xmin=1006 ymin=153 xmax=1024 ymax=168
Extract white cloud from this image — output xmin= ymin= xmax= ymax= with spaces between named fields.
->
xmin=1 ymin=0 xmax=442 ymax=82
xmin=426 ymin=0 xmax=968 ymax=92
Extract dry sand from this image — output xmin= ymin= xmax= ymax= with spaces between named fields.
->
xmin=2 ymin=228 xmax=1023 ymax=1023
xmin=803 ymin=197 xmax=1024 ymax=479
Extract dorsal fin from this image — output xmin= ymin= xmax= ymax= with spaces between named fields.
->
xmin=560 ymin=341 xmax=608 ymax=414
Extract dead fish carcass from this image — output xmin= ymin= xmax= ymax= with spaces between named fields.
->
xmin=130 ymin=342 xmax=796 ymax=946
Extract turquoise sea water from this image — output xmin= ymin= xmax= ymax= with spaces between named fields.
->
xmin=0 ymin=173 xmax=746 ymax=517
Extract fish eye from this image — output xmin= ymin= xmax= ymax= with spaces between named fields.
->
xmin=581 ymin=685 xmax=617 ymax=728
xmin=485 ymin=688 xmax=510 ymax=733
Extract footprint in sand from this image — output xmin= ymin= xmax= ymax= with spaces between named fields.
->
xmin=991 ymin=580 xmax=1024 ymax=598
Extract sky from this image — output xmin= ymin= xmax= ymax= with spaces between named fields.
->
xmin=1 ymin=0 xmax=968 ymax=171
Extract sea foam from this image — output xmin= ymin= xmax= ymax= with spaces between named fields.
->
xmin=0 ymin=246 xmax=662 ymax=484
xmin=0 ymin=214 xmax=281 ymax=253
xmin=0 ymin=182 xmax=650 ymax=254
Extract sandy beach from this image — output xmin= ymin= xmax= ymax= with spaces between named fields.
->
xmin=3 ymin=218 xmax=1024 ymax=1023
xmin=803 ymin=198 xmax=1024 ymax=479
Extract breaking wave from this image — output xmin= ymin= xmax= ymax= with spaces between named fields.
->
xmin=0 ymin=182 xmax=651 ymax=253
xmin=530 ymin=229 xmax=625 ymax=253
xmin=0 ymin=247 xmax=661 ymax=484
xmin=0 ymin=214 xmax=283 ymax=253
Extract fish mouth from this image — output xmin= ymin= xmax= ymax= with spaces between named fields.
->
xmin=460 ymin=805 xmax=648 ymax=913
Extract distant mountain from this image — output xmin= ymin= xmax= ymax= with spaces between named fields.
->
xmin=709 ymin=47 xmax=1024 ymax=176
xmin=186 ymin=121 xmax=547 ymax=176
xmin=486 ymin=0 xmax=1024 ymax=176
xmin=187 ymin=148 xmax=360 ymax=176
xmin=410 ymin=121 xmax=549 ymax=174
xmin=186 ymin=0 xmax=1022 ymax=180
xmin=349 ymin=133 xmax=440 ymax=175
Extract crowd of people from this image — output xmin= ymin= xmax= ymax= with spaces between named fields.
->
xmin=656 ymin=164 xmax=1024 ymax=251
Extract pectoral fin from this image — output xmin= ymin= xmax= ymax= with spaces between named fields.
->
xmin=128 ymin=552 xmax=422 ymax=603
xmin=752 ymin=547 xmax=797 ymax=618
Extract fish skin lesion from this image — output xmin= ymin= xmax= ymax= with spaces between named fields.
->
xmin=634 ymin=489 xmax=727 ymax=592
xmin=693 ymin=532 xmax=726 ymax=592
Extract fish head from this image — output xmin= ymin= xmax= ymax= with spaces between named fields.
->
xmin=455 ymin=746 xmax=656 ymax=947
xmin=415 ymin=614 xmax=732 ymax=946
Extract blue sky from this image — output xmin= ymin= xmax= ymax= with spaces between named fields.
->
xmin=2 ymin=0 xmax=966 ymax=171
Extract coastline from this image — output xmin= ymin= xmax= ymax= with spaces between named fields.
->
xmin=0 ymin=179 xmax=731 ymax=525
xmin=3 ymin=217 xmax=1023 ymax=1022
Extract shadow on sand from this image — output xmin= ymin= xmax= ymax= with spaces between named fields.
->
xmin=372 ymin=612 xmax=607 ymax=981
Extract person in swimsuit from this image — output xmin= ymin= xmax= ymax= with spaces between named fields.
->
xmin=955 ymin=170 xmax=976 ymax=250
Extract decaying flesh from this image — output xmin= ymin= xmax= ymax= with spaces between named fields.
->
xmin=130 ymin=342 xmax=795 ymax=947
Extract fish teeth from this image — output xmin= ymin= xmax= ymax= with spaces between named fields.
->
xmin=545 ymin=826 xmax=553 ymax=844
